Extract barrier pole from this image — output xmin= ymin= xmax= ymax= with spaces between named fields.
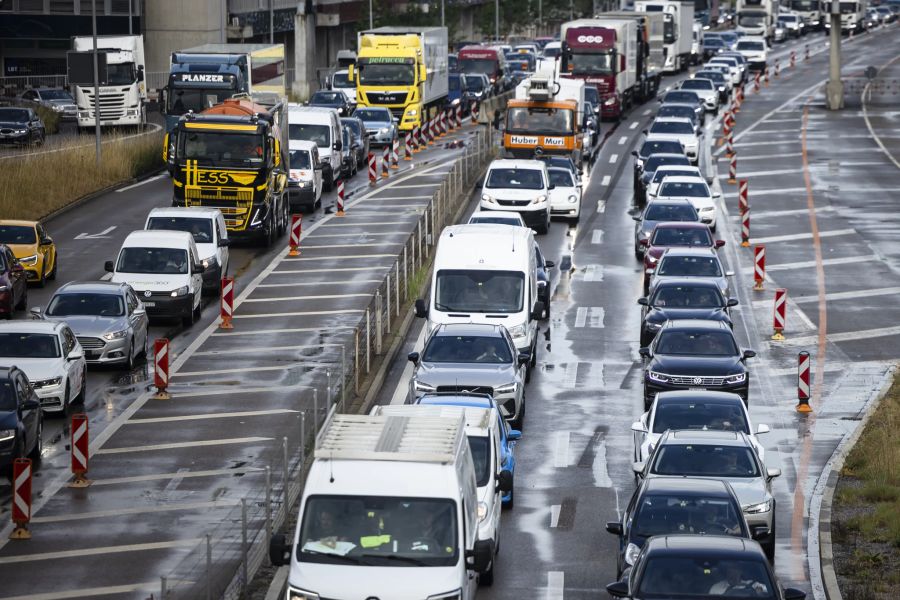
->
xmin=772 ymin=288 xmax=787 ymax=340
xmin=153 ymin=338 xmax=170 ymax=400
xmin=69 ymin=413 xmax=92 ymax=488
xmin=753 ymin=245 xmax=766 ymax=291
xmin=9 ymin=458 xmax=32 ymax=539
xmin=220 ymin=276 xmax=234 ymax=329
xmin=797 ymin=350 xmax=813 ymax=413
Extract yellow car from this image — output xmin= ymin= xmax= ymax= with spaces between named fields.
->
xmin=0 ymin=220 xmax=57 ymax=287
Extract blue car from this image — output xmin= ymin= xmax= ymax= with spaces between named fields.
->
xmin=447 ymin=72 xmax=470 ymax=114
xmin=416 ymin=392 xmax=521 ymax=506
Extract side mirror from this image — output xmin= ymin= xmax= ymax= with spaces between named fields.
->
xmin=67 ymin=349 xmax=84 ymax=362
xmin=713 ymin=190 xmax=722 ymax=198
xmin=517 ymin=351 xmax=531 ymax=366
xmin=193 ymin=263 xmax=205 ymax=274
xmin=725 ymin=270 xmax=735 ymax=277
xmin=631 ymin=150 xmax=639 ymax=157
xmin=407 ymin=351 xmax=420 ymax=364
xmin=632 ymin=215 xmax=641 ymax=222
xmin=40 ymin=237 xmax=52 ymax=245
xmin=756 ymin=423 xmax=771 ymax=435
xmin=218 ymin=238 xmax=231 ymax=247
xmin=715 ymin=239 xmax=726 ymax=248
xmin=507 ymin=429 xmax=522 ymax=441
xmin=333 ymin=141 xmax=343 ymax=151
xmin=531 ymin=301 xmax=545 ymax=320
xmin=606 ymin=521 xmax=624 ymax=536
xmin=632 ymin=461 xmax=645 ymax=475
xmin=468 ymin=539 xmax=494 ymax=573
xmin=631 ymin=420 xmax=647 ymax=433
xmin=268 ymin=533 xmax=291 ymax=567
xmin=767 ymin=468 xmax=782 ymax=480
xmin=743 ymin=349 xmax=756 ymax=360
xmin=104 ymin=260 xmax=114 ymax=273
xmin=548 ymin=183 xmax=555 ymax=190
xmin=544 ymin=260 xmax=555 ymax=269
xmin=29 ymin=307 xmax=43 ymax=320
xmin=414 ymin=298 xmax=428 ymax=318
xmin=638 ymin=347 xmax=651 ymax=358
xmin=639 ymin=238 xmax=650 ymax=247
xmin=21 ymin=399 xmax=40 ymax=411
xmin=606 ymin=581 xmax=629 ymax=598
xmin=783 ymin=588 xmax=807 ymax=600
xmin=642 ymin=129 xmax=648 ymax=135
xmin=637 ymin=297 xmax=649 ymax=306
xmin=133 ymin=307 xmax=146 ymax=316
xmin=727 ymin=298 xmax=739 ymax=307
xmin=497 ymin=469 xmax=513 ymax=493
xmin=750 ymin=525 xmax=770 ymax=540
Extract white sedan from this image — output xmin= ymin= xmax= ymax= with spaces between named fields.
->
xmin=656 ymin=175 xmax=721 ymax=231
xmin=548 ymin=166 xmax=582 ymax=222
xmin=645 ymin=117 xmax=700 ymax=164
xmin=678 ymin=77 xmax=720 ymax=113
xmin=645 ymin=165 xmax=703 ymax=202
xmin=0 ymin=320 xmax=86 ymax=413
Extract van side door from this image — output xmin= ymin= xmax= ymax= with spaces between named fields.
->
xmin=215 ymin=214 xmax=229 ymax=275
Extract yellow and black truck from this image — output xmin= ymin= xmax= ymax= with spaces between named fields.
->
xmin=166 ymin=97 xmax=289 ymax=246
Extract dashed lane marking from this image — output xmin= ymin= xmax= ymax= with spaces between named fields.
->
xmin=273 ymin=266 xmax=390 ymax=274
xmin=600 ymin=175 xmax=611 ymax=186
xmin=761 ymin=254 xmax=878 ymax=272
xmin=92 ymin=467 xmax=263 ymax=486
xmin=575 ymin=307 xmax=605 ymax=328
xmin=629 ymin=121 xmax=639 ymax=129
xmin=95 ymin=437 xmax=272 ymax=455
xmin=597 ymin=200 xmax=606 ymax=213
xmin=547 ymin=571 xmax=565 ymax=600
xmin=306 ymin=232 xmax=408 ymax=238
xmin=0 ymin=582 xmax=163 ymax=599
xmin=173 ymin=365 xmax=308 ymax=377
xmin=550 ymin=504 xmax=561 ymax=528
xmin=242 ymin=293 xmax=373 ymax=302
xmin=554 ymin=432 xmax=571 ymax=468
xmin=618 ymin=135 xmax=628 ymax=145
xmin=368 ymin=195 xmax=434 ymax=200
xmin=127 ymin=409 xmax=299 ymax=424
xmin=750 ymin=228 xmax=855 ymax=244
xmin=609 ymin=154 xmax=619 ymax=163
xmin=193 ymin=343 xmax=343 ymax=356
xmin=319 ymin=221 xmax=410 ymax=227
xmin=584 ymin=265 xmax=603 ymax=282
xmin=591 ymin=230 xmax=604 ymax=244
xmin=297 ymin=243 xmax=403 ymax=249
xmin=231 ymin=309 xmax=364 ymax=319
xmin=257 ymin=280 xmax=384 ymax=288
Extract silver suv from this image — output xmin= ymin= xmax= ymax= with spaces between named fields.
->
xmin=633 ymin=429 xmax=780 ymax=560
xmin=408 ymin=323 xmax=528 ymax=429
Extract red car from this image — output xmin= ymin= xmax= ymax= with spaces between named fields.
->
xmin=640 ymin=223 xmax=724 ymax=293
xmin=0 ymin=244 xmax=28 ymax=318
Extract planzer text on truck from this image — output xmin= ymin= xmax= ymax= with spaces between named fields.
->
xmin=166 ymin=97 xmax=289 ymax=246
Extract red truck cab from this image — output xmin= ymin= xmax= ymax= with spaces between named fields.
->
xmin=561 ymin=27 xmax=623 ymax=119
xmin=458 ymin=46 xmax=505 ymax=90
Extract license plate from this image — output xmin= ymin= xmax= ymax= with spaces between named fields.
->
xmin=143 ymin=302 xmax=156 ymax=307
xmin=87 ymin=351 xmax=101 ymax=359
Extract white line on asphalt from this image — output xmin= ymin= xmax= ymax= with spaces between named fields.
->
xmin=618 ymin=135 xmax=628 ymax=145
xmin=643 ymin=109 xmax=652 ymax=115
xmin=751 ymin=228 xmax=855 ymax=244
xmin=716 ymin=152 xmax=803 ymax=162
xmin=593 ymin=440 xmax=613 ymax=488
xmin=723 ymin=187 xmax=810 ymax=198
xmin=600 ymin=175 xmax=611 ymax=186
xmin=793 ymin=306 xmax=817 ymax=331
xmin=364 ymin=204 xmax=429 ymax=209
xmin=211 ymin=326 xmax=356 ymax=338
xmin=597 ymin=200 xmax=606 ymax=213
xmin=740 ymin=128 xmax=803 ymax=135
xmin=554 ymin=432 xmax=570 ymax=468
xmin=717 ymin=168 xmax=800 ymax=179
xmin=297 ymin=243 xmax=403 ymax=249
xmin=0 ymin=539 xmax=203 ymax=563
xmin=630 ymin=121 xmax=639 ymax=129
xmin=749 ymin=207 xmax=834 ymax=219
xmin=0 ymin=583 xmax=163 ymax=600
xmin=575 ymin=307 xmax=588 ymax=328
xmin=564 ymin=362 xmax=579 ymax=388
xmin=273 ymin=266 xmax=390 ymax=274
xmin=282 ymin=253 xmax=397 ymax=261
xmin=547 ymin=571 xmax=565 ymax=600
xmin=173 ymin=364 xmax=302 ymax=377
xmin=116 ymin=173 xmax=166 ymax=192
xmin=307 ymin=232 xmax=407 ymax=238
xmin=591 ymin=229 xmax=604 ymax=244
xmin=232 ymin=309 xmax=364 ymax=319
xmin=609 ymin=154 xmax=619 ymax=163
xmin=93 ymin=467 xmax=263 ymax=486
xmin=584 ymin=265 xmax=603 ymax=282
xmin=783 ymin=325 xmax=900 ymax=347
xmin=95 ymin=437 xmax=272 ymax=455
xmin=791 ymin=286 xmax=900 ymax=304
xmin=730 ymin=140 xmax=798 ymax=149
xmin=194 ymin=342 xmax=343 ymax=356
xmin=758 ymin=118 xmax=801 ymax=124
xmin=384 ymin=184 xmax=435 ymax=188
xmin=319 ymin=221 xmax=410 ymax=227
xmin=575 ymin=307 xmax=605 ymax=328
xmin=173 ymin=385 xmax=314 ymax=398
xmin=369 ymin=195 xmax=434 ymax=200
xmin=550 ymin=505 xmax=561 ymax=528
xmin=762 ymin=255 xmax=878 ymax=272
xmin=127 ymin=409 xmax=299 ymax=424
xmin=242 ymin=293 xmax=373 ymax=302
xmin=100 ymin=272 xmax=113 ymax=281
xmin=258 ymin=280 xmax=384 ymax=288
xmin=768 ymin=363 xmax=848 ymax=377
xmin=30 ymin=503 xmax=239 ymax=524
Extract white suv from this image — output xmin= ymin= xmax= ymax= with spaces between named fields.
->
xmin=480 ymin=159 xmax=552 ymax=234
xmin=735 ymin=37 xmax=768 ymax=72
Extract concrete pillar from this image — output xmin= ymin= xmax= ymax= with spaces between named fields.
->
xmin=292 ymin=12 xmax=316 ymax=101
xmin=144 ymin=0 xmax=225 ymax=79
xmin=825 ymin=11 xmax=844 ymax=110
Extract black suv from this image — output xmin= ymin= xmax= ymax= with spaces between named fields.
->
xmin=0 ymin=366 xmax=43 ymax=477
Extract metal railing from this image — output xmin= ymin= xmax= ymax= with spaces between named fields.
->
xmin=158 ymin=124 xmax=495 ymax=599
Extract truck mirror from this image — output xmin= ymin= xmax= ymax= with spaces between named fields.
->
xmin=273 ymin=139 xmax=281 ymax=167
xmin=269 ymin=533 xmax=291 ymax=566
xmin=137 ymin=65 xmax=145 ymax=82
xmin=347 ymin=64 xmax=355 ymax=80
xmin=414 ymin=298 xmax=428 ymax=318
xmin=162 ymin=133 xmax=169 ymax=162
xmin=419 ymin=64 xmax=427 ymax=82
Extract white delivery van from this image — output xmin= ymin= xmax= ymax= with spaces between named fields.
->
xmin=415 ymin=224 xmax=542 ymax=377
xmin=480 ymin=159 xmax=553 ymax=234
xmin=373 ymin=403 xmax=513 ymax=586
xmin=286 ymin=140 xmax=324 ymax=213
xmin=144 ymin=207 xmax=230 ymax=294
xmin=104 ymin=230 xmax=205 ymax=327
xmin=287 ymin=104 xmax=343 ymax=191
xmin=269 ymin=411 xmax=495 ymax=600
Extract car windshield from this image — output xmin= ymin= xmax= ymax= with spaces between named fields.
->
xmin=658 ymin=106 xmax=696 ymax=121
xmin=0 ymin=225 xmax=36 ymax=245
xmin=651 ymin=121 xmax=696 ymax=135
xmin=465 ymin=75 xmax=486 ymax=91
xmin=469 ymin=435 xmax=491 ymax=487
xmin=434 ymin=269 xmax=525 ymax=313
xmin=179 ymin=132 xmax=264 ymax=166
xmin=697 ymin=72 xmax=725 ymax=83
xmin=332 ymin=72 xmax=354 ymax=88
xmin=289 ymin=150 xmax=313 ymax=170
xmin=570 ymin=52 xmax=615 ymax=75
xmin=645 ymin=156 xmax=691 ymax=173
xmin=584 ymin=87 xmax=600 ymax=105
xmin=298 ymin=496 xmax=457 ymax=566
xmin=354 ymin=109 xmax=391 ymax=124
xmin=167 ymin=89 xmax=233 ymax=115
xmin=664 ymin=91 xmax=700 ymax=104
xmin=146 ymin=217 xmax=213 ymax=244
xmin=657 ymin=255 xmax=722 ymax=277
xmin=644 ymin=204 xmax=698 ymax=222
xmin=47 ymin=292 xmax=125 ymax=317
xmin=637 ymin=556 xmax=774 ymax=597
xmin=549 ymin=169 xmax=575 ymax=187
xmin=655 ymin=330 xmax=738 ymax=356
xmin=640 ymin=140 xmax=684 ymax=157
xmin=652 ymin=283 xmax=722 ymax=305
xmin=737 ymin=40 xmax=766 ymax=51
xmin=311 ymin=92 xmax=344 ymax=105
xmin=116 ymin=247 xmax=189 ymax=275
xmin=680 ymin=80 xmax=713 ymax=91
xmin=0 ymin=108 xmax=29 ymax=123
xmin=422 ymin=334 xmax=513 ymax=364
xmin=653 ymin=169 xmax=698 ymax=184
xmin=633 ymin=495 xmax=745 ymax=538
xmin=486 ymin=168 xmax=544 ymax=190
xmin=290 ymin=124 xmax=330 ymax=148
xmin=0 ymin=333 xmax=61 ymax=358
xmin=506 ymin=107 xmax=574 ymax=135
xmin=459 ymin=58 xmax=497 ymax=75
xmin=358 ymin=63 xmax=415 ymax=86
xmin=40 ymin=89 xmax=73 ymax=100
xmin=470 ymin=216 xmax=521 ymax=226
xmin=543 ymin=46 xmax=561 ymax=58
xmin=659 ymin=181 xmax=710 ymax=198
xmin=651 ymin=228 xmax=713 ymax=248
xmin=653 ymin=401 xmax=750 ymax=434
xmin=0 ymin=382 xmax=15 ymax=411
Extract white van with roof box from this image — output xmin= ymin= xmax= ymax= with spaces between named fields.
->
xmin=144 ymin=207 xmax=229 ymax=294
xmin=104 ymin=230 xmax=206 ymax=327
xmin=287 ymin=104 xmax=343 ymax=191
xmin=269 ymin=411 xmax=495 ymax=600
xmin=415 ymin=224 xmax=542 ymax=377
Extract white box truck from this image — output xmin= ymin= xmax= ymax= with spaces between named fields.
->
xmin=736 ymin=0 xmax=778 ymax=41
xmin=71 ymin=34 xmax=146 ymax=129
xmin=634 ymin=0 xmax=694 ymax=73
xmin=269 ymin=411 xmax=494 ymax=599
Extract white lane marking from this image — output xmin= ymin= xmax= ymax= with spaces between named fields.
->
xmin=575 ymin=307 xmax=588 ymax=328
xmin=751 ymin=228 xmax=855 ymax=244
xmin=74 ymin=225 xmax=116 ymax=240
xmin=0 ymin=583 xmax=163 ymax=600
xmin=784 ymin=325 xmax=900 ymax=347
xmin=242 ymin=293 xmax=372 ymax=302
xmin=763 ymin=255 xmax=878 ymax=272
xmin=258 ymin=279 xmax=383 ymax=288
xmin=723 ymin=187 xmax=809 ymax=198
xmin=319 ymin=221 xmax=410 ymax=227
xmin=609 ymin=154 xmax=619 ymax=163
xmin=116 ymin=173 xmax=166 ymax=192
xmin=93 ymin=467 xmax=262 ymax=486
xmin=31 ymin=502 xmax=238 ymax=524
xmin=283 ymin=253 xmax=397 ymax=261
xmin=174 ymin=385 xmax=314 ymax=398
xmin=211 ymin=326 xmax=356 ymax=338
xmin=717 ymin=168 xmax=801 ymax=179
xmin=161 ymin=467 xmax=188 ymax=496
xmin=173 ymin=364 xmax=304 ymax=377
xmin=757 ymin=118 xmax=801 ymax=124
xmin=593 ymin=440 xmax=613 ymax=488
xmin=600 ymin=175 xmax=611 ymax=186
xmin=741 ymin=128 xmax=803 ymax=135
xmin=0 ymin=539 xmax=202 ymax=563
xmin=630 ymin=121 xmax=639 ymax=129
xmin=384 ymin=184 xmax=438 ymax=188
xmin=643 ymin=108 xmax=652 ymax=115
xmin=550 ymin=504 xmax=561 ymax=528
xmin=716 ymin=152 xmax=803 ymax=162
xmin=369 ymin=195 xmax=434 ymax=200
xmin=575 ymin=307 xmax=605 ymax=327
xmin=95 ymin=437 xmax=272 ymax=455
xmin=862 ymin=59 xmax=900 ymax=170
xmin=127 ymin=409 xmax=299 ymax=424
xmin=233 ymin=309 xmax=364 ymax=319
xmin=584 ymin=265 xmax=603 ymax=282
xmin=618 ymin=135 xmax=628 ymax=145
xmin=564 ymin=362 xmax=579 ymax=388
xmin=768 ymin=363 xmax=848 ymax=376
xmin=298 ymin=243 xmax=403 ymax=249
xmin=792 ymin=286 xmax=900 ymax=304
xmin=274 ymin=266 xmax=390 ymax=274
xmin=390 ymin=320 xmax=429 ymax=405
xmin=194 ymin=343 xmax=343 ymax=356
xmin=591 ymin=229 xmax=604 ymax=244
xmin=731 ymin=140 xmax=799 ymax=149
xmin=547 ymin=571 xmax=565 ymax=600
xmin=554 ymin=432 xmax=570 ymax=468
xmin=793 ymin=306 xmax=816 ymax=331
xmin=749 ymin=206 xmax=834 ymax=219
xmin=597 ymin=200 xmax=606 ymax=213
xmin=307 ymin=232 xmax=407 ymax=238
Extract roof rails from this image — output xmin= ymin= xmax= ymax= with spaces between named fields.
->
xmin=374 ymin=404 xmax=492 ymax=431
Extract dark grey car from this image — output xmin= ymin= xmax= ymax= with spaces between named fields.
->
xmin=0 ymin=107 xmax=44 ymax=146
xmin=633 ymin=198 xmax=700 ymax=260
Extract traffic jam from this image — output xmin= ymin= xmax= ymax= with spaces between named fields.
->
xmin=0 ymin=0 xmax=896 ymax=597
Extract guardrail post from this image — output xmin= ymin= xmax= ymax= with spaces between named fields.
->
xmin=395 ymin=262 xmax=401 ymax=315
xmin=326 ymin=368 xmax=332 ymax=408
xmin=340 ymin=347 xmax=347 ymax=412
xmin=241 ymin=498 xmax=249 ymax=592
xmin=354 ymin=327 xmax=360 ymax=393
xmin=403 ymin=247 xmax=408 ymax=300
xmin=300 ymin=411 xmax=306 ymax=469
xmin=386 ymin=274 xmax=392 ymax=334
xmin=375 ymin=291 xmax=383 ymax=355
xmin=161 ymin=576 xmax=167 ymax=600
xmin=416 ymin=220 xmax=423 ymax=270
xmin=365 ymin=308 xmax=371 ymax=374
xmin=282 ymin=437 xmax=289 ymax=531
xmin=265 ymin=466 xmax=272 ymax=563
xmin=313 ymin=388 xmax=318 ymax=429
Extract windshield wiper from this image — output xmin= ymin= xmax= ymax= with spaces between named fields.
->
xmin=359 ymin=553 xmax=430 ymax=566
xmin=302 ymin=550 xmax=361 ymax=564
xmin=434 ymin=302 xmax=462 ymax=312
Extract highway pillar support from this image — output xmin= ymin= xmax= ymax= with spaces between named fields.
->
xmin=825 ymin=3 xmax=844 ymax=110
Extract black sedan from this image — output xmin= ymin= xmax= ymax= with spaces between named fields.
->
xmin=606 ymin=477 xmax=759 ymax=578
xmin=632 ymin=139 xmax=686 ymax=190
xmin=606 ymin=535 xmax=806 ymax=600
xmin=341 ymin=116 xmax=369 ymax=169
xmin=0 ymin=245 xmax=28 ymax=319
xmin=308 ymin=90 xmax=352 ymax=116
xmin=0 ymin=366 xmax=43 ymax=477
xmin=0 ymin=107 xmax=45 ymax=146
xmin=639 ymin=319 xmax=754 ymax=409
xmin=658 ymin=90 xmax=704 ymax=125
xmin=639 ymin=279 xmax=738 ymax=346
xmin=635 ymin=153 xmax=692 ymax=205
xmin=632 ymin=199 xmax=700 ymax=260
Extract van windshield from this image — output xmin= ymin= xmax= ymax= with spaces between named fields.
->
xmin=289 ymin=150 xmax=313 ymax=169
xmin=146 ymin=217 xmax=213 ymax=244
xmin=116 ymin=247 xmax=189 ymax=275
xmin=486 ymin=168 xmax=544 ymax=190
xmin=298 ymin=496 xmax=458 ymax=566
xmin=469 ymin=436 xmax=491 ymax=487
xmin=289 ymin=124 xmax=331 ymax=148
xmin=435 ymin=269 xmax=525 ymax=313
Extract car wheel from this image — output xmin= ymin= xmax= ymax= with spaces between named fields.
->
xmin=28 ymin=418 xmax=42 ymax=463
xmin=15 ymin=286 xmax=27 ymax=311
xmin=182 ymin=302 xmax=196 ymax=328
xmin=635 ymin=247 xmax=644 ymax=262
xmin=764 ymin=519 xmax=776 ymax=561
xmin=505 ymin=486 xmax=515 ymax=509
xmin=35 ymin=263 xmax=46 ymax=288
xmin=47 ymin=254 xmax=58 ymax=280
xmin=62 ymin=382 xmax=70 ymax=413
xmin=479 ymin=562 xmax=495 ymax=587
xmin=126 ymin=340 xmax=135 ymax=371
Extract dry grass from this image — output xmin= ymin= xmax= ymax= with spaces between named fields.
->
xmin=33 ymin=105 xmax=61 ymax=135
xmin=0 ymin=129 xmax=164 ymax=220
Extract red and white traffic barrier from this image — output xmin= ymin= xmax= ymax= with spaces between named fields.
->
xmin=774 ymin=59 xmax=781 ymax=78
xmin=728 ymin=154 xmax=737 ymax=184
xmin=412 ymin=125 xmax=422 ymax=152
xmin=471 ymin=101 xmax=478 ymax=125
xmin=153 ymin=338 xmax=170 ymax=400
xmin=220 ymin=276 xmax=234 ymax=329
xmin=772 ymin=288 xmax=787 ymax=340
xmin=391 ymin=137 xmax=399 ymax=169
xmin=10 ymin=458 xmax=32 ymax=539
xmin=790 ymin=50 xmax=796 ymax=69
xmin=721 ymin=113 xmax=731 ymax=146
xmin=726 ymin=133 xmax=735 ymax=158
xmin=336 ymin=179 xmax=345 ymax=216
xmin=368 ymin=152 xmax=377 ymax=185
xmin=382 ymin=145 xmax=390 ymax=178
xmin=426 ymin=117 xmax=435 ymax=145
xmin=455 ymin=105 xmax=462 ymax=128
xmin=289 ymin=214 xmax=301 ymax=256
xmin=738 ymin=179 xmax=749 ymax=214
xmin=753 ymin=245 xmax=766 ymax=291
xmin=404 ymin=133 xmax=413 ymax=161
xmin=69 ymin=413 xmax=91 ymax=488
xmin=741 ymin=207 xmax=750 ymax=248
xmin=797 ymin=350 xmax=812 ymax=413
xmin=441 ymin=110 xmax=448 ymax=135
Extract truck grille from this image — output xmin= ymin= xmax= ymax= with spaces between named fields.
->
xmin=436 ymin=385 xmax=494 ymax=396
xmin=365 ymin=91 xmax=408 ymax=105
xmin=82 ymin=90 xmax=127 ymax=120
xmin=667 ymin=375 xmax=727 ymax=386
xmin=185 ymin=186 xmax=254 ymax=202
xmin=77 ymin=337 xmax=105 ymax=350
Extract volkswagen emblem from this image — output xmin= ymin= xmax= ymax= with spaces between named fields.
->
xmin=144 ymin=290 xmax=152 ymax=298
xmin=692 ymin=377 xmax=703 ymax=385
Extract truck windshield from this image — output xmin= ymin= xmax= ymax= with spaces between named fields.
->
xmin=168 ymin=90 xmax=234 ymax=115
xmin=840 ymin=2 xmax=858 ymax=12
xmin=458 ymin=58 xmax=497 ymax=76
xmin=107 ymin=62 xmax=136 ymax=85
xmin=290 ymin=124 xmax=331 ymax=147
xmin=506 ymin=107 xmax=574 ymax=135
xmin=738 ymin=14 xmax=767 ymax=26
xmin=791 ymin=0 xmax=819 ymax=8
xmin=179 ymin=132 xmax=264 ymax=166
xmin=570 ymin=53 xmax=615 ymax=75
xmin=358 ymin=63 xmax=415 ymax=86
xmin=435 ymin=269 xmax=524 ymax=313
xmin=298 ymin=496 xmax=458 ymax=566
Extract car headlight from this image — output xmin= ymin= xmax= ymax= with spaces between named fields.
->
xmin=0 ymin=429 xmax=15 ymax=442
xmin=645 ymin=321 xmax=663 ymax=331
xmin=18 ymin=254 xmax=38 ymax=265
xmin=625 ymin=542 xmax=641 ymax=566
xmin=638 ymin=230 xmax=651 ymax=239
xmin=298 ymin=180 xmax=310 ymax=188
xmin=604 ymin=96 xmax=617 ymax=106
xmin=171 ymin=286 xmax=190 ymax=297
xmin=725 ymin=372 xmax=747 ymax=384
xmin=481 ymin=194 xmax=496 ymax=204
xmin=32 ymin=376 xmax=62 ymax=389
xmin=648 ymin=370 xmax=669 ymax=383
xmin=567 ymin=194 xmax=578 ymax=204
xmin=532 ymin=194 xmax=547 ymax=205
xmin=52 ymin=105 xmax=64 ymax=112
xmin=646 ymin=254 xmax=658 ymax=265
xmin=743 ymin=499 xmax=772 ymax=514
xmin=406 ymin=108 xmax=418 ymax=116
xmin=103 ymin=329 xmax=129 ymax=341
xmin=495 ymin=382 xmax=518 ymax=395
xmin=379 ymin=127 xmax=390 ymax=135
xmin=508 ymin=324 xmax=526 ymax=338
xmin=427 ymin=590 xmax=462 ymax=600
xmin=414 ymin=379 xmax=436 ymax=393
xmin=201 ymin=256 xmax=218 ymax=270
xmin=477 ymin=501 xmax=488 ymax=522
xmin=451 ymin=98 xmax=460 ymax=106
xmin=288 ymin=588 xmax=320 ymax=600
xmin=700 ymin=206 xmax=715 ymax=212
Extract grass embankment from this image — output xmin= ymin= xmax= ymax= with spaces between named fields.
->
xmin=832 ymin=372 xmax=900 ymax=599
xmin=0 ymin=130 xmax=164 ymax=220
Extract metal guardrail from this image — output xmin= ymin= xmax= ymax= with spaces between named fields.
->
xmin=157 ymin=125 xmax=495 ymax=600
xmin=844 ymin=76 xmax=899 ymax=106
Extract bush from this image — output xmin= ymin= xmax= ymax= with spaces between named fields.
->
xmin=33 ymin=105 xmax=61 ymax=135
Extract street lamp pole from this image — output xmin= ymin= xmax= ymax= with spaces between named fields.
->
xmin=495 ymin=0 xmax=500 ymax=42
xmin=370 ymin=0 xmax=374 ymax=29
xmin=441 ymin=0 xmax=445 ymax=27
xmin=91 ymin=0 xmax=101 ymax=166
